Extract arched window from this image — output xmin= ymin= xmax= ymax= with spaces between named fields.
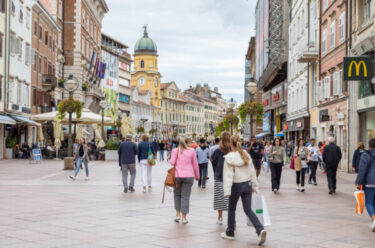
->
xmin=140 ymin=60 xmax=144 ymax=68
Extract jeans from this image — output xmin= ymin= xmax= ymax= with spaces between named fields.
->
xmin=296 ymin=168 xmax=306 ymax=186
xmin=159 ymin=150 xmax=164 ymax=160
xmin=198 ymin=163 xmax=208 ymax=187
xmin=309 ymin=161 xmax=318 ymax=183
xmin=174 ymin=178 xmax=194 ymax=214
xmin=365 ymin=187 xmax=375 ymax=217
xmin=326 ymin=164 xmax=338 ymax=191
xmin=74 ymin=156 xmax=88 ymax=177
xmin=270 ymin=162 xmax=282 ymax=191
xmin=140 ymin=159 xmax=152 ymax=187
xmin=121 ymin=163 xmax=136 ymax=189
xmin=227 ymin=181 xmax=264 ymax=236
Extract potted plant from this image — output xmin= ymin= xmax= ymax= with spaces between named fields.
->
xmin=149 ymin=128 xmax=156 ymax=136
xmin=5 ymin=136 xmax=17 ymax=159
xmin=136 ymin=126 xmax=145 ymax=134
xmin=105 ymin=137 xmax=120 ymax=161
xmin=82 ymin=82 xmax=89 ymax=91
xmin=58 ymin=78 xmax=65 ymax=88
xmin=57 ymin=98 xmax=83 ymax=120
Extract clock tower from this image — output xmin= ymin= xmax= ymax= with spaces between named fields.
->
xmin=131 ymin=25 xmax=162 ymax=122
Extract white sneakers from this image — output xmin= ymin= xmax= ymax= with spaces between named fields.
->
xmin=216 ymin=218 xmax=223 ymax=225
xmin=221 ymin=232 xmax=235 ymax=240
xmin=258 ymin=230 xmax=267 ymax=246
xmin=69 ymin=175 xmax=76 ymax=181
xmin=174 ymin=216 xmax=181 ymax=223
xmin=85 ymin=176 xmax=89 ymax=181
xmin=300 ymin=187 xmax=305 ymax=192
xmin=296 ymin=185 xmax=300 ymax=191
xmin=370 ymin=220 xmax=375 ymax=232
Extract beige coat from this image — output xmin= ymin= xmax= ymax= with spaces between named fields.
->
xmin=73 ymin=144 xmax=89 ymax=161
xmin=223 ymin=151 xmax=259 ymax=196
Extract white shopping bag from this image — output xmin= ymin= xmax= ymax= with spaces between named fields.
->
xmin=247 ymin=195 xmax=271 ymax=227
xmin=262 ymin=162 xmax=269 ymax=174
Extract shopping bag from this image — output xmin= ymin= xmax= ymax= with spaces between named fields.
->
xmin=247 ymin=195 xmax=271 ymax=227
xmin=290 ymin=155 xmax=296 ymax=170
xmin=262 ymin=161 xmax=269 ymax=174
xmin=286 ymin=157 xmax=290 ymax=164
xmin=354 ymin=186 xmax=364 ymax=215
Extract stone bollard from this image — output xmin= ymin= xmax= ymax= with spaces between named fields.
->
xmin=64 ymin=157 xmax=75 ymax=170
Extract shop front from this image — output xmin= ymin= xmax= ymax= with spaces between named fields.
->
xmin=284 ymin=117 xmax=310 ymax=143
xmin=357 ymin=95 xmax=375 ymax=149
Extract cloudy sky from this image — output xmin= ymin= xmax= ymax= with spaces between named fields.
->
xmin=102 ymin=0 xmax=256 ymax=103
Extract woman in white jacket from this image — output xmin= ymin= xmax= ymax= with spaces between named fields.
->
xmin=221 ymin=135 xmax=266 ymax=246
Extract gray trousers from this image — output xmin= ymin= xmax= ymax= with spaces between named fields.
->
xmin=174 ymin=178 xmax=194 ymax=214
xmin=121 ymin=163 xmax=136 ymax=189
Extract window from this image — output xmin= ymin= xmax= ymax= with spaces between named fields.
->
xmin=140 ymin=60 xmax=144 ymax=68
xmin=26 ymin=11 xmax=30 ymax=29
xmin=364 ymin=0 xmax=374 ymax=23
xmin=33 ymin=54 xmax=37 ymax=71
xmin=45 ymin=31 xmax=48 ymax=45
xmin=18 ymin=40 xmax=22 ymax=60
xmin=82 ymin=9 xmax=85 ymax=27
xmin=0 ymin=0 xmax=6 ymax=13
xmin=0 ymin=33 xmax=2 ymax=58
xmin=25 ymin=44 xmax=30 ymax=65
xmin=324 ymin=76 xmax=331 ymax=98
xmin=34 ymin=21 xmax=37 ymax=35
xmin=11 ymin=1 xmax=15 ymax=14
xmin=330 ymin=20 xmax=335 ymax=49
xmin=38 ymin=56 xmax=42 ymax=73
xmin=339 ymin=12 xmax=345 ymax=42
xmin=39 ymin=26 xmax=43 ymax=40
xmin=322 ymin=29 xmax=327 ymax=54
xmin=58 ymin=0 xmax=62 ymax=19
xmin=19 ymin=7 xmax=23 ymax=22
xmin=81 ymin=36 xmax=85 ymax=55
xmin=49 ymin=35 xmax=52 ymax=48
xmin=323 ymin=0 xmax=328 ymax=11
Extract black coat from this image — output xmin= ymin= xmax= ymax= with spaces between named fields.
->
xmin=211 ymin=149 xmax=226 ymax=182
xmin=118 ymin=140 xmax=138 ymax=164
xmin=352 ymin=149 xmax=365 ymax=173
xmin=322 ymin=143 xmax=342 ymax=167
xmin=138 ymin=141 xmax=155 ymax=162
xmin=355 ymin=149 xmax=375 ymax=186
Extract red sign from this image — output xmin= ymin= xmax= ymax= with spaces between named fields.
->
xmin=284 ymin=124 xmax=288 ymax=130
xmin=273 ymin=92 xmax=280 ymax=102
xmin=262 ymin=99 xmax=269 ymax=106
xmin=119 ymin=62 xmax=129 ymax=71
xmin=106 ymin=78 xmax=114 ymax=87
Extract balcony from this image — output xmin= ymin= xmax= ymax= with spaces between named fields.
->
xmin=42 ymin=74 xmax=57 ymax=91
xmin=297 ymin=42 xmax=319 ymax=63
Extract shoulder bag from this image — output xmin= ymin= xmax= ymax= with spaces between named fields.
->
xmin=162 ymin=149 xmax=179 ymax=203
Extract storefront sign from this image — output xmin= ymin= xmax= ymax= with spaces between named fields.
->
xmin=263 ymin=112 xmax=271 ymax=133
xmin=283 ymin=124 xmax=288 ymax=130
xmin=262 ymin=91 xmax=272 ymax=111
xmin=272 ymin=92 xmax=280 ymax=102
xmin=296 ymin=121 xmax=302 ymax=128
xmin=32 ymin=149 xmax=42 ymax=161
xmin=262 ymin=99 xmax=269 ymax=106
xmin=343 ymin=57 xmax=373 ymax=81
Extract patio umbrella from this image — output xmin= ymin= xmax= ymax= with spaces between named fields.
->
xmin=38 ymin=126 xmax=44 ymax=142
xmin=121 ymin=115 xmax=134 ymax=137
xmin=54 ymin=117 xmax=63 ymax=149
xmin=94 ymin=124 xmax=105 ymax=148
xmin=76 ymin=125 xmax=83 ymax=140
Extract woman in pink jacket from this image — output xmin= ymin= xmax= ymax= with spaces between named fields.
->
xmin=170 ymin=137 xmax=200 ymax=224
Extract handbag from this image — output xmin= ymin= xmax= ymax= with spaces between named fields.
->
xmin=162 ymin=149 xmax=179 ymax=203
xmin=290 ymin=155 xmax=296 ymax=170
xmin=148 ymin=144 xmax=156 ymax=166
xmin=294 ymin=157 xmax=302 ymax=171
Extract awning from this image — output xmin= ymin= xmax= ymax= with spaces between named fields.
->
xmin=10 ymin=114 xmax=41 ymax=126
xmin=0 ymin=115 xmax=16 ymax=125
xmin=256 ymin=132 xmax=271 ymax=138
xmin=275 ymin=132 xmax=284 ymax=137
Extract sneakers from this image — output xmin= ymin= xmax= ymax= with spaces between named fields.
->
xmin=369 ymin=220 xmax=375 ymax=232
xmin=308 ymin=180 xmax=312 ymax=184
xmin=85 ymin=176 xmax=89 ymax=181
xmin=221 ymin=232 xmax=235 ymax=240
xmin=181 ymin=218 xmax=188 ymax=224
xmin=124 ymin=188 xmax=128 ymax=193
xmin=300 ymin=187 xmax=305 ymax=192
xmin=273 ymin=188 xmax=278 ymax=194
xmin=258 ymin=230 xmax=267 ymax=246
xmin=174 ymin=216 xmax=181 ymax=223
xmin=129 ymin=187 xmax=135 ymax=192
xmin=69 ymin=175 xmax=76 ymax=181
xmin=143 ymin=187 xmax=147 ymax=193
xmin=217 ymin=218 xmax=223 ymax=225
xmin=296 ymin=185 xmax=300 ymax=191
xmin=148 ymin=186 xmax=152 ymax=192
xmin=314 ymin=182 xmax=318 ymax=186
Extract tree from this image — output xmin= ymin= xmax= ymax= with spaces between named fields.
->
xmin=223 ymin=114 xmax=239 ymax=135
xmin=238 ymin=101 xmax=264 ymax=137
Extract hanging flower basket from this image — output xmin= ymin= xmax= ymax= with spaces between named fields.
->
xmin=58 ymin=78 xmax=65 ymax=88
xmin=136 ymin=126 xmax=145 ymax=134
xmin=57 ymin=98 xmax=83 ymax=120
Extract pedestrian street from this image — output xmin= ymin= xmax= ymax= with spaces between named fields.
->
xmin=0 ymin=159 xmax=374 ymax=248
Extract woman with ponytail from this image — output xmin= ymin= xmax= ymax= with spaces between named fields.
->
xmin=221 ymin=135 xmax=266 ymax=246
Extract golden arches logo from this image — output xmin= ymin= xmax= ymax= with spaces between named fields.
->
xmin=348 ymin=60 xmax=367 ymax=78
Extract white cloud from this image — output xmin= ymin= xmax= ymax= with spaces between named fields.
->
xmin=102 ymin=0 xmax=256 ymax=102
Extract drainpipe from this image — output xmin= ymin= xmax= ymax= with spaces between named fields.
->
xmin=346 ymin=0 xmax=351 ymax=173
xmin=62 ymin=0 xmax=65 ymax=78
xmin=4 ymin=0 xmax=10 ymax=112
xmin=318 ymin=0 xmax=322 ymax=82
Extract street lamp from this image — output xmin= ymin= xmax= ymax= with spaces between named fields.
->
xmin=246 ymin=79 xmax=258 ymax=139
xmin=116 ymin=110 xmax=122 ymax=139
xmin=99 ymin=99 xmax=107 ymax=141
xmin=64 ymin=74 xmax=78 ymax=157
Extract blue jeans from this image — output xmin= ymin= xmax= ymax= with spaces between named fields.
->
xmin=198 ymin=163 xmax=208 ymax=187
xmin=159 ymin=150 xmax=164 ymax=160
xmin=74 ymin=156 xmax=89 ymax=177
xmin=365 ymin=187 xmax=375 ymax=217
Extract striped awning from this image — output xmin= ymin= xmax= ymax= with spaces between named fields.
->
xmin=10 ymin=115 xmax=41 ymax=126
xmin=0 ymin=115 xmax=16 ymax=125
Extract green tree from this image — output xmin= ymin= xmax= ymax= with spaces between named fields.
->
xmin=238 ymin=101 xmax=264 ymax=137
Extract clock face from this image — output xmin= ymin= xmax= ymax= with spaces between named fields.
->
xmin=154 ymin=78 xmax=158 ymax=87
xmin=138 ymin=77 xmax=146 ymax=86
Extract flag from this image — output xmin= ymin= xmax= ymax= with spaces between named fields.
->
xmin=95 ymin=58 xmax=100 ymax=76
xmin=101 ymin=63 xmax=106 ymax=79
xmin=89 ymin=51 xmax=96 ymax=70
xmin=98 ymin=62 xmax=103 ymax=77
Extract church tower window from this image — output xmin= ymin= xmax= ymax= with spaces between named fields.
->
xmin=140 ymin=60 xmax=145 ymax=68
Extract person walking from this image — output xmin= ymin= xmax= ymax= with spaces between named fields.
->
xmin=352 ymin=142 xmax=365 ymax=173
xmin=170 ymin=137 xmax=200 ymax=224
xmin=196 ymin=138 xmax=210 ymax=189
xmin=221 ymin=135 xmax=266 ymax=245
xmin=322 ymin=137 xmax=342 ymax=195
xmin=264 ymin=140 xmax=272 ymax=167
xmin=355 ymin=139 xmax=375 ymax=232
xmin=294 ymin=139 xmax=309 ymax=192
xmin=308 ymin=139 xmax=320 ymax=185
xmin=152 ymin=139 xmax=159 ymax=160
xmin=138 ymin=134 xmax=155 ymax=193
xmin=158 ymin=140 xmax=165 ymax=161
xmin=246 ymin=136 xmax=264 ymax=177
xmin=209 ymin=137 xmax=220 ymax=159
xmin=211 ymin=132 xmax=231 ymax=225
xmin=70 ymin=138 xmax=89 ymax=181
xmin=268 ymin=137 xmax=285 ymax=193
xmin=118 ymin=134 xmax=138 ymax=193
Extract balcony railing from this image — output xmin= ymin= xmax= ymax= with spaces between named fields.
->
xmin=42 ymin=74 xmax=57 ymax=90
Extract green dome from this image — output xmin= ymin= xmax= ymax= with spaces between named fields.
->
xmin=134 ymin=27 xmax=157 ymax=54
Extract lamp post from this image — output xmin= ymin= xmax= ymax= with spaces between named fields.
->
xmin=246 ymin=79 xmax=258 ymax=139
xmin=228 ymin=98 xmax=236 ymax=134
xmin=99 ymin=100 xmax=107 ymax=141
xmin=116 ymin=110 xmax=122 ymax=139
xmin=64 ymin=75 xmax=79 ymax=157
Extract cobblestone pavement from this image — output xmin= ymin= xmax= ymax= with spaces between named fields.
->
xmin=0 ymin=159 xmax=374 ymax=248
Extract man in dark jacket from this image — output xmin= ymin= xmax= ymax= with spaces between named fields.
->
xmin=322 ymin=137 xmax=342 ymax=194
xmin=355 ymin=139 xmax=375 ymax=231
xmin=118 ymin=134 xmax=138 ymax=193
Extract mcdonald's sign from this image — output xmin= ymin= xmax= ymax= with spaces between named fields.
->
xmin=343 ymin=57 xmax=373 ymax=81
